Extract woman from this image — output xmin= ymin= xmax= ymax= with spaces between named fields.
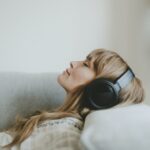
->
xmin=0 ymin=48 xmax=144 ymax=149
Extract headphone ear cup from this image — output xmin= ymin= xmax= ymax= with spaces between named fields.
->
xmin=82 ymin=78 xmax=119 ymax=110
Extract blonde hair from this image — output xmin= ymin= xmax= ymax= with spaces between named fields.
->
xmin=3 ymin=48 xmax=144 ymax=148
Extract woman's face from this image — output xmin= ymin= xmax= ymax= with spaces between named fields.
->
xmin=57 ymin=57 xmax=96 ymax=93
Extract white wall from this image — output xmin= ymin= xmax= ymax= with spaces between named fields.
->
xmin=0 ymin=0 xmax=150 ymax=103
xmin=0 ymin=0 xmax=113 ymax=73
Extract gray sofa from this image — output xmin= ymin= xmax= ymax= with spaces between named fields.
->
xmin=0 ymin=72 xmax=65 ymax=130
xmin=1 ymin=72 xmax=150 ymax=150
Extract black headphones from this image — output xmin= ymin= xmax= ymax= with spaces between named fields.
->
xmin=81 ymin=68 xmax=135 ymax=110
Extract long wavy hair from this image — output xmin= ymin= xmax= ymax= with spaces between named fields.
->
xmin=3 ymin=48 xmax=145 ymax=148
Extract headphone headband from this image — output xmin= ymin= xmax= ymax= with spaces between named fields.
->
xmin=115 ymin=68 xmax=135 ymax=91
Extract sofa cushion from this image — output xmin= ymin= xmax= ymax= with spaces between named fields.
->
xmin=80 ymin=103 xmax=150 ymax=150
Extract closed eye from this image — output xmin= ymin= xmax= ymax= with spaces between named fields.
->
xmin=83 ymin=62 xmax=89 ymax=67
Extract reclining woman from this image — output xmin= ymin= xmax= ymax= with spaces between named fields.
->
xmin=0 ymin=48 xmax=144 ymax=149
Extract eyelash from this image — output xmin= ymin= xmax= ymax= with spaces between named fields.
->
xmin=83 ymin=62 xmax=88 ymax=67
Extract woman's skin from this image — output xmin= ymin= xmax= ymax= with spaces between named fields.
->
xmin=57 ymin=57 xmax=96 ymax=92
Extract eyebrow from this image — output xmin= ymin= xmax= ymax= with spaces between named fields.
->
xmin=86 ymin=55 xmax=92 ymax=61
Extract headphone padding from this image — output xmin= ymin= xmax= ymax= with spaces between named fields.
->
xmin=83 ymin=78 xmax=120 ymax=109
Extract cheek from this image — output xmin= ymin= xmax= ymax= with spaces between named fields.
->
xmin=70 ymin=70 xmax=95 ymax=85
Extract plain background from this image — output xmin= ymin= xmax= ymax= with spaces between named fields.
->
xmin=0 ymin=0 xmax=150 ymax=103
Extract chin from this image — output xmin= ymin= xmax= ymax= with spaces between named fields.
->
xmin=57 ymin=74 xmax=68 ymax=91
xmin=57 ymin=74 xmax=62 ymax=85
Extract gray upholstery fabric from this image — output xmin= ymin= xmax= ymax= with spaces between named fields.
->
xmin=0 ymin=72 xmax=65 ymax=130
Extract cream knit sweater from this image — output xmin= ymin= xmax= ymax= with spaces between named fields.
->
xmin=0 ymin=117 xmax=85 ymax=150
